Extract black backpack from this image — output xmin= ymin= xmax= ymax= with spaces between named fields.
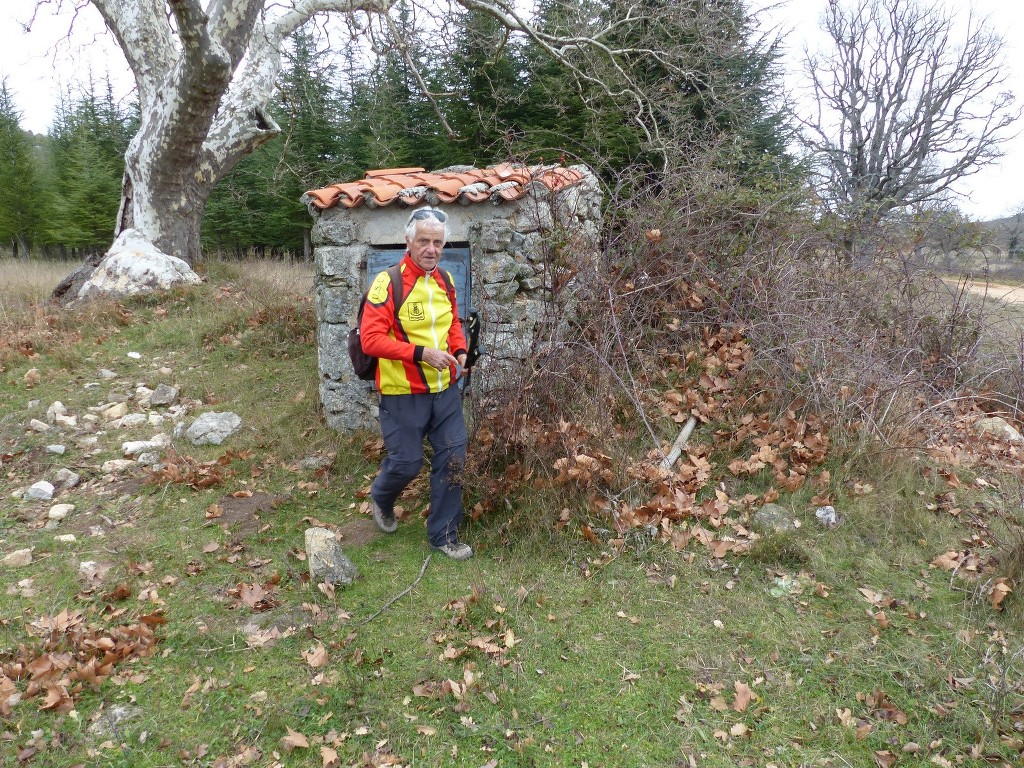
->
xmin=347 ymin=264 xmax=460 ymax=381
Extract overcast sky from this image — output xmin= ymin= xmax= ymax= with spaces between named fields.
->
xmin=3 ymin=0 xmax=1024 ymax=220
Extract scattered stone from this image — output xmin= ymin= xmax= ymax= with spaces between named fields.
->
xmin=3 ymin=549 xmax=33 ymax=567
xmin=98 ymin=368 xmax=118 ymax=380
xmin=23 ymin=368 xmax=40 ymax=388
xmin=136 ymin=452 xmax=161 ymax=466
xmin=45 ymin=444 xmax=66 ymax=455
xmin=815 ymin=505 xmax=841 ymax=528
xmin=123 ymin=435 xmax=169 ymax=456
xmin=300 ymin=455 xmax=334 ymax=471
xmin=46 ymin=401 xmax=67 ymax=422
xmin=186 ymin=412 xmax=242 ymax=445
xmin=78 ymin=560 xmax=112 ymax=583
xmin=54 ymin=469 xmax=81 ymax=489
xmin=149 ymin=383 xmax=179 ymax=407
xmin=88 ymin=704 xmax=143 ymax=736
xmin=27 ymin=399 xmax=40 ymax=409
xmin=102 ymin=459 xmax=137 ymax=473
xmin=148 ymin=413 xmax=165 ymax=427
xmin=54 ymin=534 xmax=77 ymax=544
xmin=81 ymin=414 xmax=99 ymax=426
xmin=304 ymin=527 xmax=358 ymax=586
xmin=48 ymin=503 xmax=75 ymax=521
xmin=127 ymin=351 xmax=143 ymax=360
xmin=53 ymin=414 xmax=78 ymax=428
xmin=136 ymin=385 xmax=154 ymax=407
xmin=27 ymin=481 xmax=55 ymax=501
xmin=29 ymin=419 xmax=50 ymax=433
xmin=102 ymin=402 xmax=129 ymax=421
xmin=975 ymin=416 xmax=1024 ymax=444
xmin=158 ymin=366 xmax=173 ymax=376
xmin=752 ymin=503 xmax=798 ymax=533
xmin=117 ymin=413 xmax=149 ymax=429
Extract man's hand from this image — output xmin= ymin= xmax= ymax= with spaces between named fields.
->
xmin=422 ymin=347 xmax=458 ymax=371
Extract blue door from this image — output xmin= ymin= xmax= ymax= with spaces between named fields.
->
xmin=367 ymin=246 xmax=472 ymax=319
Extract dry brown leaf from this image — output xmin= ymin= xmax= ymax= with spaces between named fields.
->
xmin=990 ymin=578 xmax=1012 ymax=611
xmin=281 ymin=727 xmax=309 ymax=751
xmin=732 ymin=681 xmax=752 ymax=712
xmin=321 ymin=746 xmax=340 ymax=768
xmin=302 ymin=644 xmax=329 ymax=669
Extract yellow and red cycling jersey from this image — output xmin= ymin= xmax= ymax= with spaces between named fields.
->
xmin=360 ymin=254 xmax=468 ymax=395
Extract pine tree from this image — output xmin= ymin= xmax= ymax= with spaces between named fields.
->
xmin=46 ymin=74 xmax=135 ymax=252
xmin=0 ymin=78 xmax=47 ymax=258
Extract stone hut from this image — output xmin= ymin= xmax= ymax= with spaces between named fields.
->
xmin=302 ymin=163 xmax=603 ymax=431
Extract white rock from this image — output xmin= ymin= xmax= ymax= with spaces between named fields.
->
xmin=186 ymin=412 xmax=242 ymax=445
xmin=975 ymin=417 xmax=1024 ymax=444
xmin=102 ymin=459 xmax=137 ymax=473
xmin=48 ymin=503 xmax=75 ymax=520
xmin=136 ymin=452 xmax=161 ymax=466
xmin=27 ymin=399 xmax=40 ymax=409
xmin=27 ymin=481 xmax=55 ymax=501
xmin=81 ymin=414 xmax=99 ymax=425
xmin=136 ymin=386 xmax=154 ymax=408
xmin=54 ymin=468 xmax=81 ymax=489
xmin=54 ymin=535 xmax=77 ymax=544
xmin=127 ymin=351 xmax=143 ymax=360
xmin=29 ymin=419 xmax=50 ymax=432
xmin=148 ymin=414 xmax=165 ymax=426
xmin=117 ymin=413 xmax=148 ymax=429
xmin=98 ymin=369 xmax=118 ymax=380
xmin=45 ymin=444 xmax=66 ymax=455
xmin=159 ymin=367 xmax=173 ymax=376
xmin=46 ymin=401 xmax=67 ymax=422
xmin=149 ymin=383 xmax=179 ymax=407
xmin=77 ymin=229 xmax=202 ymax=302
xmin=53 ymin=414 xmax=78 ymax=428
xmin=3 ymin=549 xmax=33 ymax=567
xmin=102 ymin=402 xmax=129 ymax=421
xmin=122 ymin=435 xmax=169 ymax=456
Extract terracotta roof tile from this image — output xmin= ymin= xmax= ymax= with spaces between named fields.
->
xmin=305 ymin=163 xmax=587 ymax=211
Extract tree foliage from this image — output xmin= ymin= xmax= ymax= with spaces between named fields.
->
xmin=11 ymin=0 xmax=795 ymax=260
xmin=0 ymin=78 xmax=47 ymax=257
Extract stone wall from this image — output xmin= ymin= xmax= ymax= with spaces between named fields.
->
xmin=305 ymin=165 xmax=602 ymax=431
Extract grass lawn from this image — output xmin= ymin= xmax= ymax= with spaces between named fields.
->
xmin=0 ymin=258 xmax=1022 ymax=767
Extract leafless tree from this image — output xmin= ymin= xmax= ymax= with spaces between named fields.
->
xmin=801 ymin=0 xmax=1019 ymax=262
xmin=24 ymin=0 xmax=699 ymax=272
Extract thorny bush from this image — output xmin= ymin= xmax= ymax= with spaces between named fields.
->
xmin=467 ymin=150 xmax=1024 ymax=539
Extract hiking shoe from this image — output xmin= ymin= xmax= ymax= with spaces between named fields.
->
xmin=371 ymin=499 xmax=397 ymax=533
xmin=433 ymin=541 xmax=473 ymax=560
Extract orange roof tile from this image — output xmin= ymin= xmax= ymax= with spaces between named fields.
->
xmin=305 ymin=164 xmax=587 ymax=211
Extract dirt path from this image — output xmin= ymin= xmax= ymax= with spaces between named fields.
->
xmin=955 ymin=280 xmax=1024 ymax=305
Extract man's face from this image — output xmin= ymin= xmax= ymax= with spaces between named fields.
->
xmin=407 ymin=220 xmax=446 ymax=272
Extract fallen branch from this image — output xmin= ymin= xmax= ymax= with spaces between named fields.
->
xmin=359 ymin=553 xmax=432 ymax=625
xmin=660 ymin=416 xmax=698 ymax=471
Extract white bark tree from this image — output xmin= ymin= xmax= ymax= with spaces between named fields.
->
xmin=29 ymin=0 xmax=694 ymax=276
xmin=802 ymin=0 xmax=1019 ymax=261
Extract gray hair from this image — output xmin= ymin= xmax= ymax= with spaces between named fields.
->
xmin=404 ymin=206 xmax=449 ymax=243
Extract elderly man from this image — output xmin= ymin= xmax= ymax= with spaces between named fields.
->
xmin=360 ymin=206 xmax=472 ymax=560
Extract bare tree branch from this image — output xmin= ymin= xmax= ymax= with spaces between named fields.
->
xmin=802 ymin=0 xmax=1020 ymax=257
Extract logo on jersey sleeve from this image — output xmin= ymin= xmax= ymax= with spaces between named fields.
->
xmin=367 ymin=272 xmax=392 ymax=305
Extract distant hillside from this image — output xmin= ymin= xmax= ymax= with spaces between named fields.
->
xmin=979 ymin=212 xmax=1024 ymax=256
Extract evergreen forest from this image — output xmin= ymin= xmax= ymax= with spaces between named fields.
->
xmin=0 ymin=0 xmax=792 ymax=261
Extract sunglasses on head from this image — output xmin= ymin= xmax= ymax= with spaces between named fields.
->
xmin=408 ymin=208 xmax=447 ymax=224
